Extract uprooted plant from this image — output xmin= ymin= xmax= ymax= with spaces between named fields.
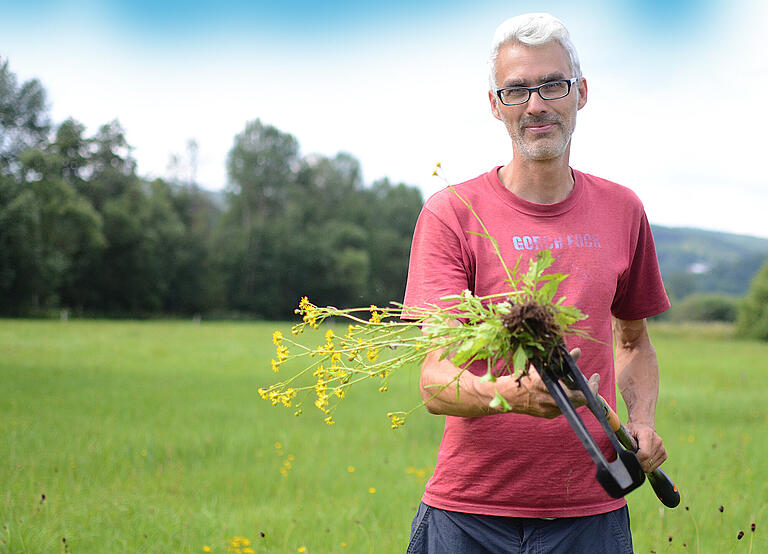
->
xmin=258 ymin=168 xmax=588 ymax=427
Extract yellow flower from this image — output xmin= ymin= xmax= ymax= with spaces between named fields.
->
xmin=243 ymin=549 xmax=255 ymax=554
xmin=274 ymin=442 xmax=282 ymax=449
xmin=369 ymin=305 xmax=382 ymax=324
xmin=324 ymin=416 xmax=335 ymax=425
xmin=298 ymin=547 xmax=307 ymax=553
xmin=341 ymin=542 xmax=347 ymax=548
xmin=272 ymin=330 xmax=283 ymax=345
xmin=298 ymin=296 xmax=320 ymax=328
xmin=387 ymin=412 xmax=406 ymax=429
xmin=368 ymin=487 xmax=376 ymax=494
xmin=325 ymin=329 xmax=334 ymax=341
xmin=203 ymin=547 xmax=211 ymax=552
xmin=288 ymin=454 xmax=296 ymax=461
xmin=280 ymin=468 xmax=288 ymax=476
xmin=347 ymin=465 xmax=355 ymax=472
xmin=366 ymin=349 xmax=379 ymax=362
xmin=271 ymin=359 xmax=279 ymax=372
xmin=276 ymin=345 xmax=289 ymax=362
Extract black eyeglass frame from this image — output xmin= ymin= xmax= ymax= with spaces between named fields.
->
xmin=495 ymin=78 xmax=579 ymax=106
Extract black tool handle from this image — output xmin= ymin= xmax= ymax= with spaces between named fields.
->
xmin=537 ymin=360 xmax=645 ymax=498
xmin=601 ymin=398 xmax=680 ymax=508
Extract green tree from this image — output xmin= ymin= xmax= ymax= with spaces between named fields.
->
xmin=219 ymin=120 xmax=300 ymax=316
xmin=226 ymin=119 xmax=299 ymax=228
xmin=165 ymin=181 xmax=225 ymax=314
xmin=737 ymin=256 xmax=768 ymax=341
xmin=0 ymin=179 xmax=43 ymax=313
xmin=0 ymin=90 xmax=104 ymax=314
xmin=362 ymin=178 xmax=422 ymax=306
xmin=18 ymin=143 xmax=104 ymax=310
xmin=0 ymin=58 xmax=50 ymax=177
xmin=72 ymin=122 xmax=185 ymax=314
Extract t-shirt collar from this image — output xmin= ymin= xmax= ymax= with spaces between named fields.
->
xmin=486 ymin=166 xmax=584 ymax=217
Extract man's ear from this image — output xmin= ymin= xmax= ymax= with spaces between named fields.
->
xmin=577 ymin=77 xmax=588 ymax=110
xmin=489 ymin=90 xmax=503 ymax=121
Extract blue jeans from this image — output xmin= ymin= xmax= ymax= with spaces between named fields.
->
xmin=407 ymin=502 xmax=633 ymax=553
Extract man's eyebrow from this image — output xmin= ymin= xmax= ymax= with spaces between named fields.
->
xmin=500 ymin=72 xmax=568 ymax=88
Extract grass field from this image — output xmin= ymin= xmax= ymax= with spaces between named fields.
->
xmin=1 ymin=319 xmax=766 ymax=553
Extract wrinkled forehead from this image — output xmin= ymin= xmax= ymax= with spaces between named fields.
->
xmin=494 ymin=41 xmax=573 ymax=87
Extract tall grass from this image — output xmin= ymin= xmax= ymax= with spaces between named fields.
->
xmin=1 ymin=320 xmax=766 ymax=552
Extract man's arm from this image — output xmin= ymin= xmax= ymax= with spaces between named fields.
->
xmin=419 ymin=324 xmax=596 ymax=418
xmin=613 ymin=316 xmax=667 ymax=472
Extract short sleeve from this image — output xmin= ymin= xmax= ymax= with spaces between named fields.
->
xmin=402 ymin=207 xmax=472 ymax=318
xmin=611 ymin=212 xmax=671 ymax=320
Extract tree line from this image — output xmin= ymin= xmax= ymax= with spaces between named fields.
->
xmin=0 ymin=59 xmax=423 ymax=319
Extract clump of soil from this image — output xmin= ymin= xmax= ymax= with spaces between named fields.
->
xmin=500 ymin=299 xmax=566 ymax=375
xmin=500 ymin=299 xmax=561 ymax=342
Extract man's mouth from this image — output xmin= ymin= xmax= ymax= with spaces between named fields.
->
xmin=524 ymin=122 xmax=558 ymax=133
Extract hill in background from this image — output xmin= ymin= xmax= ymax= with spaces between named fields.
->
xmin=651 ymin=225 xmax=768 ymax=300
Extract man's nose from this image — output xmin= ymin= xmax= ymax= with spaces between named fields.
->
xmin=526 ymin=91 xmax=549 ymax=113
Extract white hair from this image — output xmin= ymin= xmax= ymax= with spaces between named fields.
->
xmin=489 ymin=13 xmax=582 ymax=90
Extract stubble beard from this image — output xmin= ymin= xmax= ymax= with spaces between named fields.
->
xmin=507 ymin=113 xmax=576 ymax=161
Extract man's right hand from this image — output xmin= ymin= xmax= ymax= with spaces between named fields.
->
xmin=420 ymin=345 xmax=601 ymax=418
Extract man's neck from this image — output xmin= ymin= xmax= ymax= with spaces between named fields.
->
xmin=497 ymin=154 xmax=574 ymax=205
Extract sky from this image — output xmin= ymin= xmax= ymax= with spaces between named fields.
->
xmin=2 ymin=0 xmax=767 ymax=238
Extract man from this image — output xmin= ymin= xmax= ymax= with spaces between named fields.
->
xmin=403 ymin=13 xmax=670 ymax=553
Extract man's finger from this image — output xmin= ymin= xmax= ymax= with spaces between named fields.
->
xmin=587 ymin=372 xmax=600 ymax=396
xmin=569 ymin=347 xmax=581 ymax=363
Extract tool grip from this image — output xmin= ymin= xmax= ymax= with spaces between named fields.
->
xmin=597 ymin=395 xmax=681 ymax=508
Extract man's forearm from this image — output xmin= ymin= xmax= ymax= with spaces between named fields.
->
xmin=613 ymin=318 xmax=659 ymax=427
xmin=420 ymin=347 xmax=591 ymax=419
xmin=420 ymin=349 xmax=509 ymax=417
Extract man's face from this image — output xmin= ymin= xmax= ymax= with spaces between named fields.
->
xmin=489 ymin=41 xmax=587 ymax=161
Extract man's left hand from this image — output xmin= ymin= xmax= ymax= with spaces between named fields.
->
xmin=625 ymin=422 xmax=666 ymax=473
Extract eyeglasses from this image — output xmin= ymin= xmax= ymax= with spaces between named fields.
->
xmin=495 ymin=78 xmax=579 ymax=106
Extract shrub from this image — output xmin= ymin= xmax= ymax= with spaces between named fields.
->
xmin=671 ymin=293 xmax=739 ymax=323
xmin=737 ymin=257 xmax=768 ymax=341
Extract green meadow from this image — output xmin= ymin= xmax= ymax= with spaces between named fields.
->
xmin=1 ymin=319 xmax=766 ymax=553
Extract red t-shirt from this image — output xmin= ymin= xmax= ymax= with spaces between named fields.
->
xmin=403 ymin=167 xmax=670 ymax=518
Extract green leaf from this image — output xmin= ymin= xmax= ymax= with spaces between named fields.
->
xmin=536 ymin=279 xmax=560 ymax=304
xmin=479 ymin=368 xmax=497 ymax=382
xmin=524 ymin=250 xmax=555 ymax=287
xmin=554 ymin=304 xmax=588 ymax=327
xmin=488 ymin=391 xmax=512 ymax=412
xmin=512 ymin=346 xmax=528 ymax=377
xmin=450 ymin=321 xmax=497 ymax=366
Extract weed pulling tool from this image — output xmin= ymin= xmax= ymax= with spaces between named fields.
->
xmin=533 ymin=344 xmax=680 ymax=507
xmin=593 ymin=388 xmax=681 ymax=508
